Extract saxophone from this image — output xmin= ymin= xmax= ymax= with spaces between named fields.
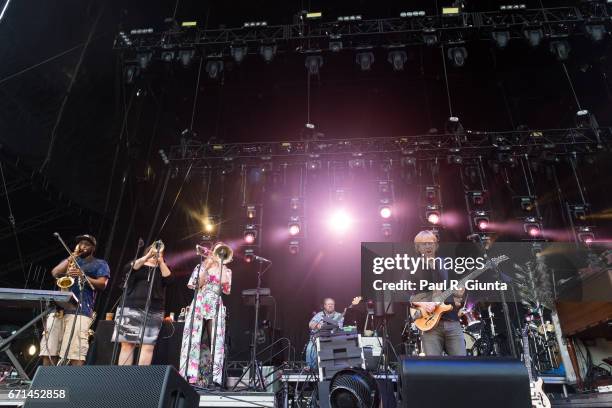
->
xmin=56 ymin=247 xmax=81 ymax=290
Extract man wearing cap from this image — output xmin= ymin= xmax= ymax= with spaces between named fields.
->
xmin=40 ymin=234 xmax=110 ymax=366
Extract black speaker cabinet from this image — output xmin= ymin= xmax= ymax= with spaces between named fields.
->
xmin=400 ymin=357 xmax=531 ymax=408
xmin=23 ymin=365 xmax=199 ymax=408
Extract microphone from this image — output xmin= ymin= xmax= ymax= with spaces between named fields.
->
xmin=253 ymin=255 xmax=271 ymax=263
xmin=53 ymin=232 xmax=60 ymax=238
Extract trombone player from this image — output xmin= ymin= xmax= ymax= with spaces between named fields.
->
xmin=180 ymin=242 xmax=233 ymax=387
xmin=40 ymin=234 xmax=110 ymax=366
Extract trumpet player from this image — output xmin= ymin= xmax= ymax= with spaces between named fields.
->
xmin=113 ymin=241 xmax=174 ymax=366
xmin=40 ymin=234 xmax=110 ymax=366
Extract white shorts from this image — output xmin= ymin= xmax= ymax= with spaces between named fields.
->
xmin=39 ymin=313 xmax=93 ymax=361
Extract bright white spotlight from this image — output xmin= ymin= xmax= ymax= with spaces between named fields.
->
xmin=328 ymin=209 xmax=352 ymax=233
xmin=28 ymin=344 xmax=37 ymax=356
xmin=289 ymin=223 xmax=300 ymax=236
xmin=379 ymin=206 xmax=392 ymax=219
xmin=427 ymin=212 xmax=440 ymax=225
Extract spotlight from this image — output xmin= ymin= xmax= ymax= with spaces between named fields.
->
xmin=549 ymin=40 xmax=570 ymax=61
xmin=161 ymin=51 xmax=175 ymax=62
xmin=260 ymin=44 xmax=277 ymax=63
xmin=387 ymin=50 xmax=407 ymax=71
xmin=329 ymin=40 xmax=343 ymax=52
xmin=305 ymin=55 xmax=323 ymax=75
xmin=471 ymin=191 xmax=485 ymax=206
xmin=575 ymin=110 xmax=598 ymax=129
xmin=446 ymin=116 xmax=464 ymax=134
xmin=27 ymin=344 xmax=37 ymax=356
xmin=288 ymin=217 xmax=301 ymax=236
xmin=400 ymin=11 xmax=426 ymax=17
xmin=586 ymin=24 xmax=606 ymax=42
xmin=203 ymin=216 xmax=217 ymax=233
xmin=381 ymin=223 xmax=392 ymax=237
xmin=289 ymin=240 xmax=300 ymax=254
xmin=244 ymin=225 xmax=257 ymax=244
xmin=244 ymin=21 xmax=268 ymax=27
xmin=520 ymin=197 xmax=535 ymax=212
xmin=570 ymin=205 xmax=588 ymax=222
xmin=577 ymin=227 xmax=594 ymax=245
xmin=492 ymin=31 xmax=510 ymax=48
xmin=178 ymin=49 xmax=194 ymax=66
xmin=356 ymin=51 xmax=375 ymax=71
xmin=328 ymin=209 xmax=352 ymax=234
xmin=425 ymin=186 xmax=437 ymax=202
xmin=230 ymin=44 xmax=248 ymax=63
xmin=474 ymin=212 xmax=490 ymax=230
xmin=244 ymin=248 xmax=255 ymax=263
xmin=337 ymin=15 xmax=362 ymax=22
xmin=524 ymin=218 xmax=541 ymax=237
xmin=524 ymin=28 xmax=543 ymax=47
xmin=246 ymin=205 xmax=257 ymax=219
xmin=422 ymin=29 xmax=438 ymax=46
xmin=137 ymin=51 xmax=153 ymax=69
xmin=290 ymin=198 xmax=300 ymax=211
xmin=379 ymin=206 xmax=392 ymax=219
xmin=205 ymin=60 xmax=224 ymax=79
xmin=500 ymin=4 xmax=526 ymax=10
xmin=305 ymin=11 xmax=322 ymax=20
xmin=426 ymin=206 xmax=441 ymax=225
xmin=307 ymin=160 xmax=322 ymax=170
xmin=447 ymin=46 xmax=468 ymax=67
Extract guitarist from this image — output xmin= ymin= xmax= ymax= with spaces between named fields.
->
xmin=306 ymin=298 xmax=344 ymax=368
xmin=410 ymin=230 xmax=467 ymax=356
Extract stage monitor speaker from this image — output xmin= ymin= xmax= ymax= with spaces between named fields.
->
xmin=400 ymin=357 xmax=530 ymax=408
xmin=23 ymin=365 xmax=199 ymax=408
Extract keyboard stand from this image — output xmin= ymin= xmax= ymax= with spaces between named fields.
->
xmin=0 ymin=304 xmax=56 ymax=381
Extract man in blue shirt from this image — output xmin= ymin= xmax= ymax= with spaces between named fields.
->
xmin=306 ymin=298 xmax=344 ymax=368
xmin=40 ymin=234 xmax=110 ymax=366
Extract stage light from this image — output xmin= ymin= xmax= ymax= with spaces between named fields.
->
xmin=328 ymin=209 xmax=352 ymax=234
xmin=246 ymin=205 xmax=256 ymax=219
xmin=288 ymin=240 xmax=300 ymax=255
xmin=356 ymin=51 xmax=374 ymax=71
xmin=387 ymin=50 xmax=407 ymax=71
xmin=289 ymin=217 xmax=301 ymax=236
xmin=575 ymin=110 xmax=599 ymax=129
xmin=471 ymin=191 xmax=484 ymax=206
xmin=230 ymin=44 xmax=248 ymax=63
xmin=381 ymin=223 xmax=392 ymax=237
xmin=337 ymin=15 xmax=362 ymax=22
xmin=524 ymin=218 xmax=541 ymax=237
xmin=425 ymin=186 xmax=437 ymax=202
xmin=379 ymin=206 xmax=392 ymax=219
xmin=492 ymin=31 xmax=510 ymax=48
xmin=447 ymin=46 xmax=468 ymax=67
xmin=549 ymin=40 xmax=570 ymax=61
xmin=586 ymin=24 xmax=606 ymax=42
xmin=130 ymin=28 xmax=154 ymax=35
xmin=329 ymin=40 xmax=343 ymax=52
xmin=203 ymin=216 xmax=217 ymax=233
xmin=260 ymin=44 xmax=277 ymax=63
xmin=244 ymin=248 xmax=255 ymax=263
xmin=422 ymin=29 xmax=438 ymax=46
xmin=178 ymin=49 xmax=194 ymax=66
xmin=400 ymin=11 xmax=425 ymax=17
xmin=206 ymin=60 xmax=224 ymax=79
xmin=244 ymin=21 xmax=267 ymax=27
xmin=577 ymin=227 xmax=594 ymax=245
xmin=500 ymin=4 xmax=526 ymax=10
xmin=244 ymin=225 xmax=257 ymax=244
xmin=474 ymin=212 xmax=490 ymax=230
xmin=290 ymin=198 xmax=300 ymax=211
xmin=442 ymin=7 xmax=460 ymax=15
xmin=306 ymin=11 xmax=322 ymax=19
xmin=137 ymin=51 xmax=153 ymax=69
xmin=524 ymin=28 xmax=543 ymax=47
xmin=307 ymin=160 xmax=321 ymax=170
xmin=161 ymin=51 xmax=175 ymax=62
xmin=27 ymin=344 xmax=37 ymax=356
xmin=426 ymin=207 xmax=441 ymax=225
xmin=181 ymin=21 xmax=197 ymax=27
xmin=305 ymin=55 xmax=323 ymax=75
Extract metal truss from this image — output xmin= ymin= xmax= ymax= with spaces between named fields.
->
xmin=166 ymin=127 xmax=610 ymax=169
xmin=0 ymin=207 xmax=77 ymax=241
xmin=113 ymin=5 xmax=603 ymax=55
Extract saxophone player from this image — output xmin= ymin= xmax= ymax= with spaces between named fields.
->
xmin=40 ymin=234 xmax=110 ymax=366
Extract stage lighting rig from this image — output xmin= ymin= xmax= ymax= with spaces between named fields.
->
xmin=246 ymin=205 xmax=257 ymax=220
xmin=426 ymin=205 xmax=441 ymax=225
xmin=422 ymin=29 xmax=439 ymax=46
xmin=500 ymin=4 xmax=526 ymax=11
xmin=577 ymin=226 xmax=595 ymax=245
xmin=244 ymin=21 xmax=267 ymax=28
xmin=387 ymin=50 xmax=407 ymax=71
xmin=137 ymin=51 xmax=153 ymax=69
xmin=523 ymin=217 xmax=542 ymax=238
xmin=356 ymin=50 xmax=375 ymax=71
xmin=470 ymin=191 xmax=485 ymax=207
xmin=288 ymin=216 xmax=301 ymax=236
xmin=447 ymin=46 xmax=468 ymax=67
xmin=244 ymin=225 xmax=258 ymax=244
xmin=305 ymin=54 xmax=323 ymax=75
xmin=177 ymin=49 xmax=194 ymax=66
xmin=337 ymin=15 xmax=362 ymax=22
xmin=520 ymin=197 xmax=535 ymax=212
xmin=290 ymin=197 xmax=300 ymax=211
xmin=329 ymin=36 xmax=343 ymax=52
xmin=524 ymin=27 xmax=543 ymax=47
xmin=473 ymin=211 xmax=490 ymax=231
xmin=400 ymin=10 xmax=426 ymax=18
xmin=260 ymin=43 xmax=277 ymax=63
xmin=381 ymin=223 xmax=392 ymax=237
xmin=230 ymin=43 xmax=248 ymax=63
xmin=289 ymin=240 xmax=300 ymax=254
xmin=575 ymin=109 xmax=599 ymax=129
xmin=549 ymin=39 xmax=570 ymax=61
xmin=585 ymin=23 xmax=606 ymax=41
xmin=206 ymin=58 xmax=224 ymax=79
xmin=244 ymin=248 xmax=256 ymax=263
xmin=492 ymin=30 xmax=511 ymax=48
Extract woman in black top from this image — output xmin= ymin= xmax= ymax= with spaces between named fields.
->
xmin=113 ymin=243 xmax=174 ymax=365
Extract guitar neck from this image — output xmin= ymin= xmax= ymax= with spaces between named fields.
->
xmin=522 ymin=329 xmax=534 ymax=383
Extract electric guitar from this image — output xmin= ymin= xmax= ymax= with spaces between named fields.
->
xmin=522 ymin=325 xmax=552 ymax=408
xmin=342 ymin=296 xmax=362 ymax=318
xmin=411 ymin=255 xmax=509 ymax=332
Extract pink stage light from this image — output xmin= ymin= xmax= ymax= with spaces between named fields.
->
xmin=289 ymin=224 xmax=300 ymax=236
xmin=478 ymin=219 xmax=489 ymax=230
xmin=244 ymin=232 xmax=256 ymax=244
xmin=427 ymin=212 xmax=440 ymax=225
xmin=328 ymin=209 xmax=352 ymax=233
xmin=379 ymin=206 xmax=392 ymax=219
xmin=528 ymin=226 xmax=541 ymax=237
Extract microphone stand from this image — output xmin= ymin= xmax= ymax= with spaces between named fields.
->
xmin=111 ymin=238 xmax=144 ymax=364
xmin=135 ymin=241 xmax=162 ymax=364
